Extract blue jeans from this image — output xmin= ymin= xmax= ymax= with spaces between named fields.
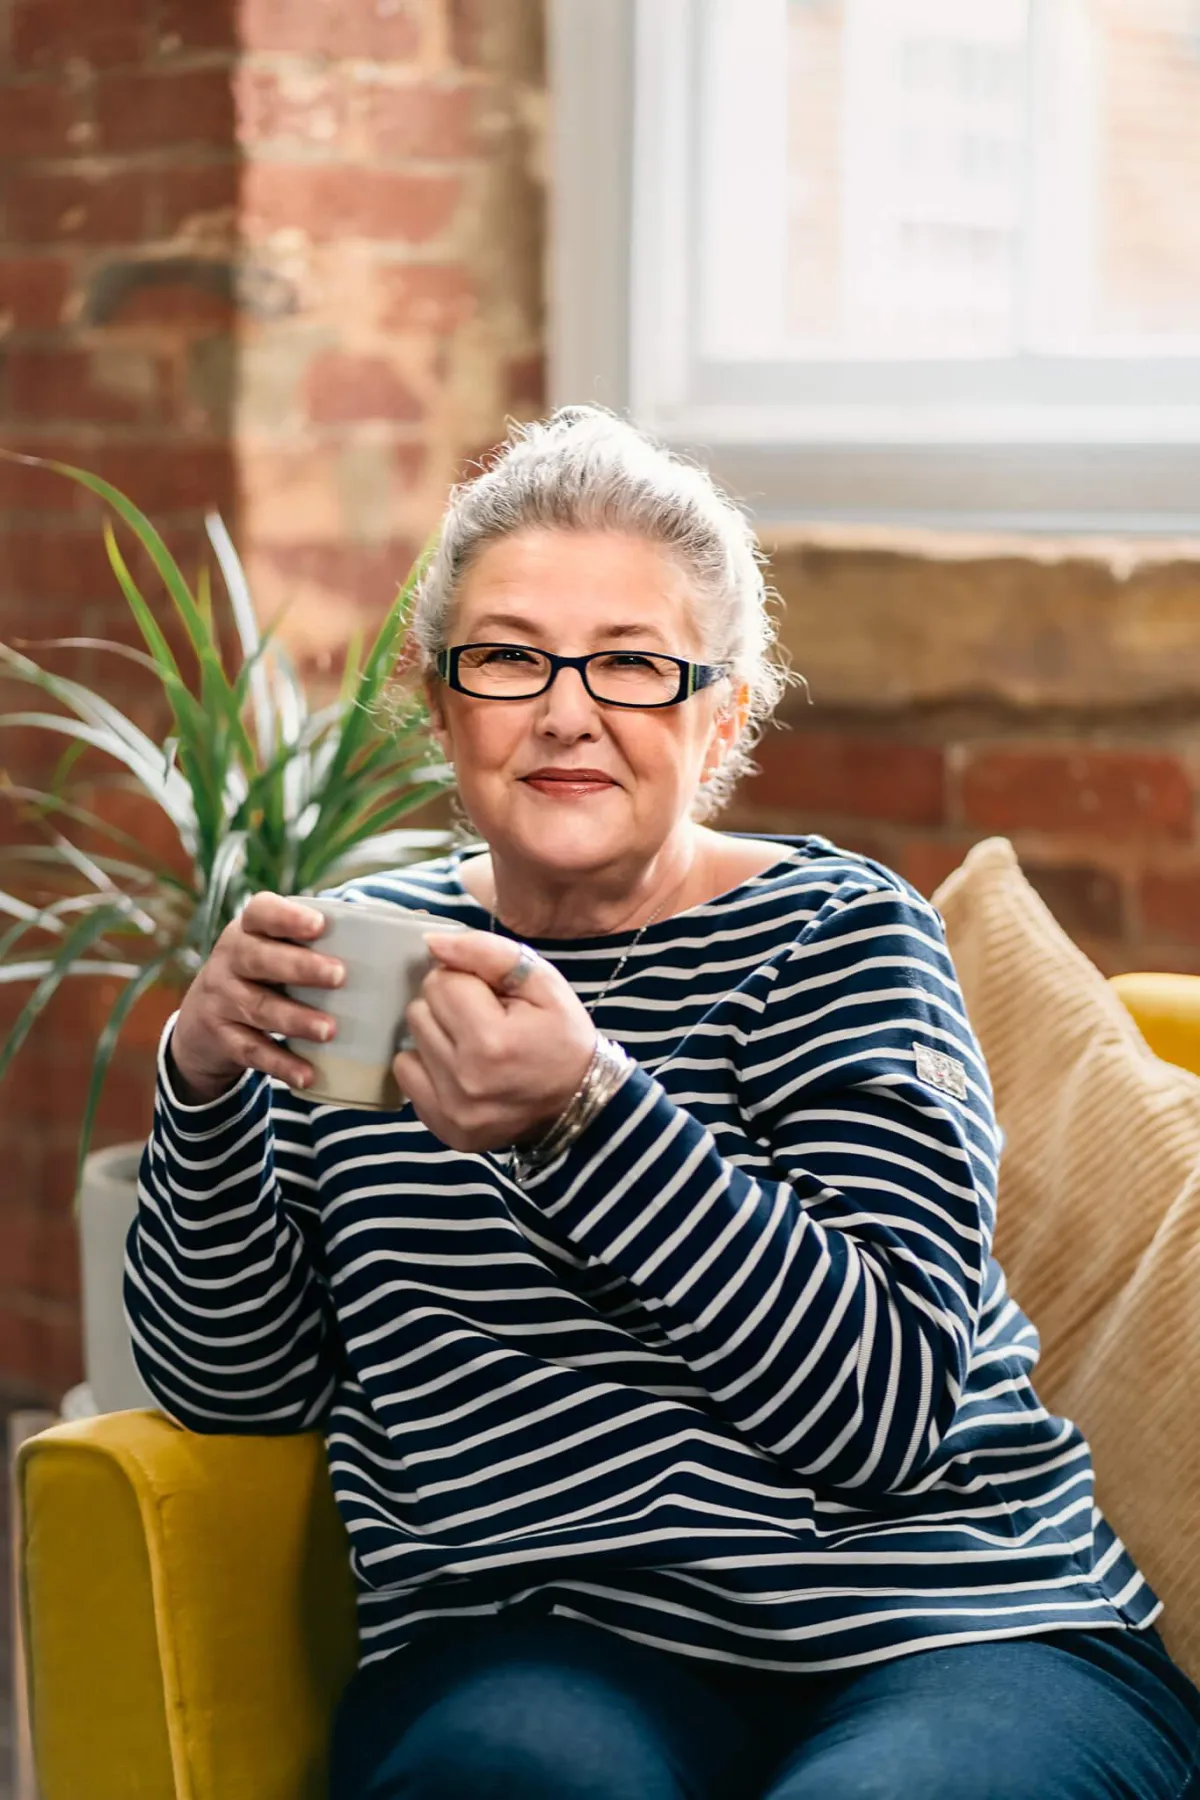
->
xmin=329 ymin=1613 xmax=1200 ymax=1800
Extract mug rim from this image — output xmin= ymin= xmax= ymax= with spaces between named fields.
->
xmin=306 ymin=896 xmax=468 ymax=929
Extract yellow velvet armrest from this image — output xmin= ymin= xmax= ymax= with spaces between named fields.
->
xmin=17 ymin=1410 xmax=358 ymax=1800
xmin=1110 ymin=972 xmax=1200 ymax=1077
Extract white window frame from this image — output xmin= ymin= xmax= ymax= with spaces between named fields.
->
xmin=548 ymin=0 xmax=1200 ymax=532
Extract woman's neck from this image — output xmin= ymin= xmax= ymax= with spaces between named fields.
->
xmin=462 ymin=828 xmax=709 ymax=940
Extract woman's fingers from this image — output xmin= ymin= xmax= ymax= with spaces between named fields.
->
xmin=402 ymin=995 xmax=458 ymax=1071
xmin=235 ymin=932 xmax=346 ymax=993
xmin=241 ymin=892 xmax=327 ymax=942
xmin=223 ymin=1023 xmax=316 ymax=1089
xmin=424 ymin=930 xmax=562 ymax=1004
xmin=226 ymin=976 xmax=338 ymax=1045
xmin=417 ymin=966 xmax=506 ymax=1050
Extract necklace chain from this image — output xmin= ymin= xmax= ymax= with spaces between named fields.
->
xmin=487 ymin=897 xmax=666 ymax=1017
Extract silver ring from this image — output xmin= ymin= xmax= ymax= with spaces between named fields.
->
xmin=498 ymin=942 xmax=540 ymax=994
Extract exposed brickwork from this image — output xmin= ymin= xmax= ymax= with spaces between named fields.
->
xmin=730 ymin=711 xmax=1200 ymax=976
xmin=754 ymin=730 xmax=946 ymax=827
xmin=726 ymin=533 xmax=1200 ymax=982
xmin=233 ymin=0 xmax=546 ymax=656
xmin=0 ymin=0 xmax=545 ymax=1399
xmin=1140 ymin=869 xmax=1200 ymax=950
xmin=959 ymin=746 xmax=1194 ymax=841
xmin=1 ymin=0 xmax=243 ymax=1401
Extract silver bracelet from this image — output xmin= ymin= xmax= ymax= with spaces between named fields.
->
xmin=509 ymin=1037 xmax=634 ymax=1182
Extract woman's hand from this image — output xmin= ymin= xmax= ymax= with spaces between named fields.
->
xmin=169 ymin=894 xmax=346 ymax=1103
xmin=395 ymin=931 xmax=597 ymax=1152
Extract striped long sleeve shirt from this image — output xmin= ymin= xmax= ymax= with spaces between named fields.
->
xmin=125 ymin=834 xmax=1160 ymax=1673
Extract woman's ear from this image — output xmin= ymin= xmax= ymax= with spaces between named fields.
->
xmin=701 ymin=681 xmax=750 ymax=785
xmin=422 ymin=672 xmax=451 ymax=759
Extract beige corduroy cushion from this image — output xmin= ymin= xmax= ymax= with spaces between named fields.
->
xmin=932 ymin=836 xmax=1200 ymax=1684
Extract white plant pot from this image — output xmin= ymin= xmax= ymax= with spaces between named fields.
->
xmin=78 ymin=1142 xmax=156 ymax=1413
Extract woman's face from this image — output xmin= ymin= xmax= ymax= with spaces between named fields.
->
xmin=424 ymin=529 xmax=743 ymax=882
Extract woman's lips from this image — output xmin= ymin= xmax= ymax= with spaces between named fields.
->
xmin=522 ymin=775 xmax=617 ymax=797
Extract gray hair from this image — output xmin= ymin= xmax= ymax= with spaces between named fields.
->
xmin=410 ymin=405 xmax=793 ymax=819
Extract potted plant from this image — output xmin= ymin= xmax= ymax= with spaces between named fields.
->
xmin=0 ymin=456 xmax=453 ymax=1412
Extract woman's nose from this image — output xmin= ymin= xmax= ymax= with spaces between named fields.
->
xmin=535 ymin=666 xmax=601 ymax=733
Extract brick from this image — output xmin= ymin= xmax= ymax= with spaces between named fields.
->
xmin=0 ymin=439 xmax=98 ymax=510
xmin=900 ymin=837 xmax=977 ymax=900
xmin=156 ymin=0 xmax=236 ymax=53
xmin=0 ymin=80 xmax=81 ymax=157
xmin=234 ymin=65 xmax=346 ymax=147
xmin=393 ymin=442 xmax=425 ymax=487
xmin=750 ymin=730 xmax=946 ymax=827
xmin=375 ymin=262 xmax=477 ymax=330
xmin=0 ymin=1206 xmax=80 ymax=1306
xmin=305 ymin=351 xmax=423 ymax=424
xmin=11 ymin=0 xmax=145 ymax=70
xmin=1024 ymin=862 xmax=1126 ymax=940
xmin=960 ymin=747 xmax=1195 ymax=841
xmin=239 ymin=0 xmax=422 ymax=61
xmin=0 ymin=1301 xmax=83 ymax=1400
xmin=447 ymin=0 xmax=544 ymax=77
xmin=6 ymin=346 xmax=164 ymax=425
xmin=358 ymin=79 xmax=481 ymax=160
xmin=258 ymin=538 xmax=420 ymax=609
xmin=447 ymin=0 xmax=488 ymax=67
xmin=150 ymin=162 xmax=239 ymax=238
xmin=95 ymin=66 xmax=235 ymax=154
xmin=5 ymin=169 xmax=148 ymax=246
xmin=0 ymin=438 xmax=235 ymax=519
xmin=0 ymin=256 xmax=71 ymax=329
xmin=505 ymin=350 xmax=545 ymax=411
xmin=4 ymin=523 xmax=149 ymax=606
xmin=0 ymin=1133 xmax=81 ymax=1223
xmin=1141 ymin=868 xmax=1200 ymax=947
xmin=242 ymin=163 xmax=462 ymax=243
xmin=77 ymin=442 xmax=236 ymax=517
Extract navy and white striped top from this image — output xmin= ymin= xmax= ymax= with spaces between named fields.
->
xmin=125 ymin=833 xmax=1160 ymax=1674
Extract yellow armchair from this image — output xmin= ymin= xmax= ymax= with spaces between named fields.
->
xmin=16 ymin=972 xmax=1200 ymax=1800
xmin=17 ymin=1410 xmax=356 ymax=1800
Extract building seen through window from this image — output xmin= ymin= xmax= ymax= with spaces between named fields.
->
xmin=781 ymin=0 xmax=1200 ymax=358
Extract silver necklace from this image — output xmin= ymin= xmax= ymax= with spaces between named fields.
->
xmin=488 ymin=896 xmax=667 ymax=1017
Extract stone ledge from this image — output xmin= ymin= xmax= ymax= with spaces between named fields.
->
xmin=763 ymin=531 xmax=1200 ymax=713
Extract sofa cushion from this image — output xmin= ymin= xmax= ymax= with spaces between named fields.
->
xmin=933 ymin=837 xmax=1200 ymax=1684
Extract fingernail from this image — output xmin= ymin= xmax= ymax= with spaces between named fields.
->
xmin=302 ymin=908 xmax=325 ymax=930
xmin=317 ymin=1022 xmax=332 ymax=1042
xmin=327 ymin=961 xmax=346 ymax=986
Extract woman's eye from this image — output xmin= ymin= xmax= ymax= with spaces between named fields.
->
xmin=601 ymin=652 xmax=658 ymax=670
xmin=483 ymin=647 xmax=538 ymax=664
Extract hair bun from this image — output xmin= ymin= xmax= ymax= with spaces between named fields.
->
xmin=544 ymin=403 xmax=620 ymax=434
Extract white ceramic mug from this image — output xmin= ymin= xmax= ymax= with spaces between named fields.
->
xmin=283 ymin=897 xmax=468 ymax=1107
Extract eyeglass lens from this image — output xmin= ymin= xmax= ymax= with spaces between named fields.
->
xmin=457 ymin=645 xmax=683 ymax=704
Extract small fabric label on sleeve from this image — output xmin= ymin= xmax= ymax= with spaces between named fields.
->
xmin=913 ymin=1041 xmax=969 ymax=1100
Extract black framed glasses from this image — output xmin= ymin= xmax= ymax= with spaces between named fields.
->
xmin=435 ymin=643 xmax=731 ymax=709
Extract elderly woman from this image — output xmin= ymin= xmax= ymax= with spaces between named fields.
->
xmin=126 ymin=408 xmax=1200 ymax=1800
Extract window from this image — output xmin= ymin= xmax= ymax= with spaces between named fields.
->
xmin=550 ymin=0 xmax=1200 ymax=529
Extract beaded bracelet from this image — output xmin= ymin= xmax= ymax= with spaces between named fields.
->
xmin=508 ymin=1036 xmax=634 ymax=1183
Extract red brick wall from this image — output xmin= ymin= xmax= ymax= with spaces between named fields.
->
xmin=0 ymin=0 xmax=545 ymax=1400
xmin=0 ymin=0 xmax=241 ymax=1397
xmin=725 ymin=533 xmax=1200 ymax=981
xmin=728 ymin=717 xmax=1200 ymax=976
xmin=232 ymin=0 xmax=545 ymax=666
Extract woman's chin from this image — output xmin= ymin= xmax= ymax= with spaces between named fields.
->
xmin=502 ymin=796 xmax=638 ymax=867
